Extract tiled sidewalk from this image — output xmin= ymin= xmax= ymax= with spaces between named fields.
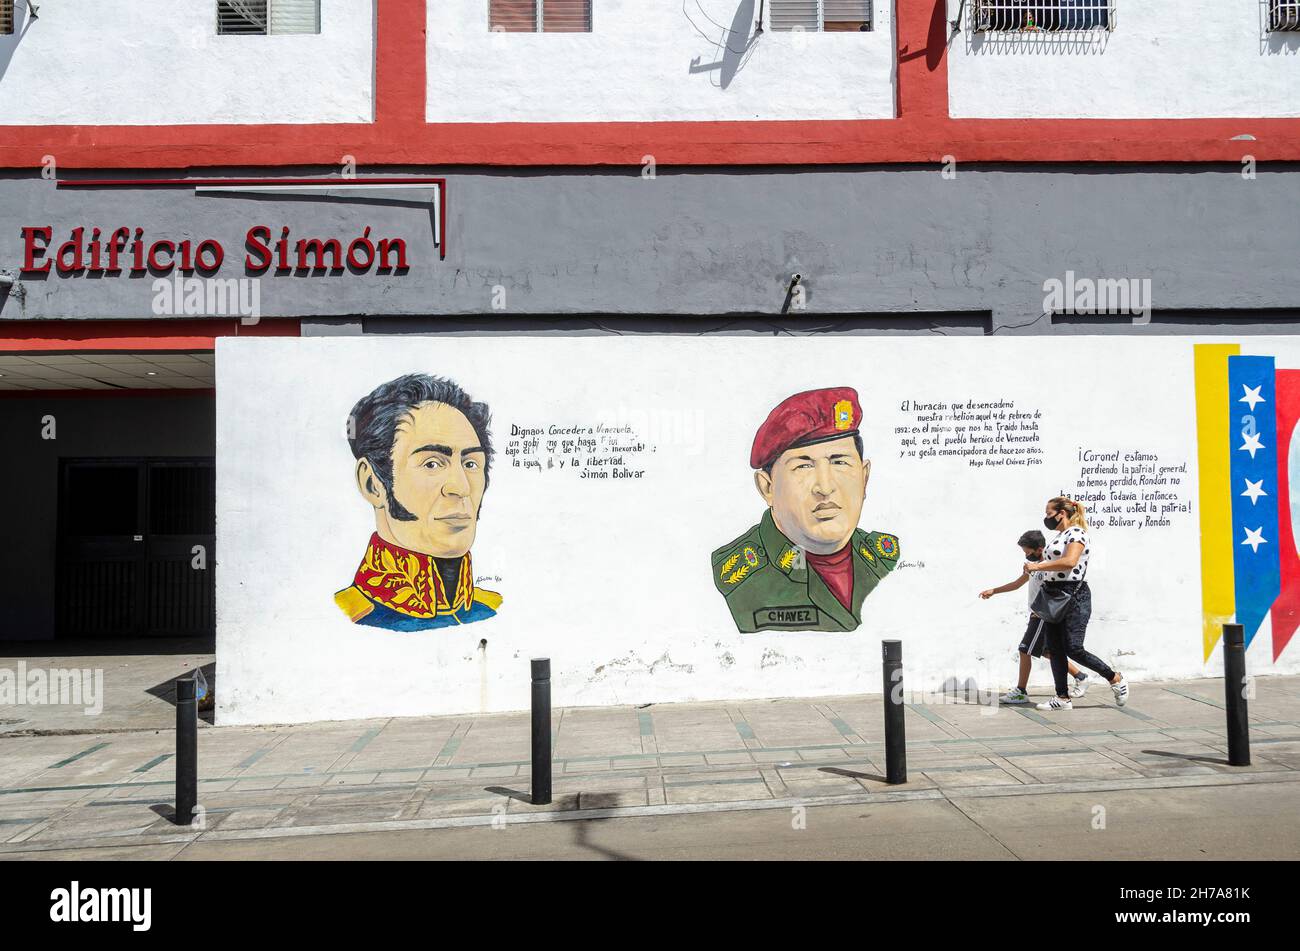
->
xmin=2 ymin=671 xmax=1299 ymax=855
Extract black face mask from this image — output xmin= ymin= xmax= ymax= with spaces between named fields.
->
xmin=1044 ymin=513 xmax=1061 ymax=531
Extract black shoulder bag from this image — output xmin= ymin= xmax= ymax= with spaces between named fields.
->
xmin=1030 ymin=580 xmax=1083 ymax=624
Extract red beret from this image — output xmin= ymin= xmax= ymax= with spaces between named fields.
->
xmin=750 ymin=387 xmax=862 ymax=470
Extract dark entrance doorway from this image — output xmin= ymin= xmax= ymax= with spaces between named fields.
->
xmin=56 ymin=458 xmax=216 ymax=638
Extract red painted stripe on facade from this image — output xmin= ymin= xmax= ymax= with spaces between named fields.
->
xmin=0 ymin=2 xmax=1295 ymax=167
xmin=375 ymin=0 xmax=427 ymax=127
xmin=0 ymin=118 xmax=1289 ymax=167
xmin=0 ymin=319 xmax=299 ymax=352
xmin=897 ymin=0 xmax=949 ymax=119
xmin=56 ymin=177 xmax=447 ymax=187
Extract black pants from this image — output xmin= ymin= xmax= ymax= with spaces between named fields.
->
xmin=1043 ymin=582 xmax=1116 ymax=697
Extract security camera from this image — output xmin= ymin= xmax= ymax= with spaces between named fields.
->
xmin=0 ymin=273 xmax=15 ymax=289
xmin=789 ymin=273 xmax=802 ymax=287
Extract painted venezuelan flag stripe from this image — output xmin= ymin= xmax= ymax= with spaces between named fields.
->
xmin=1270 ymin=370 xmax=1300 ymax=661
xmin=1228 ymin=355 xmax=1280 ymax=649
xmin=1195 ymin=343 xmax=1240 ymax=662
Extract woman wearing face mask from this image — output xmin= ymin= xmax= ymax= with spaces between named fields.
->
xmin=1027 ymin=496 xmax=1130 ymax=712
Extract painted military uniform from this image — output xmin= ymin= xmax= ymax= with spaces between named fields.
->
xmin=712 ymin=510 xmax=899 ymax=632
xmin=711 ymin=384 xmax=901 ymax=632
xmin=335 ymin=533 xmax=502 ymax=631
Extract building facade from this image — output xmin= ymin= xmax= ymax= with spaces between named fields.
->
xmin=2 ymin=1 xmax=1298 ymax=722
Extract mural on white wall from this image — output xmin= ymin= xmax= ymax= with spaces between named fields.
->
xmin=215 ymin=335 xmax=1300 ymax=726
xmin=334 ymin=375 xmax=502 ymax=632
xmin=1193 ymin=343 xmax=1300 ymax=665
xmin=712 ymin=387 xmax=900 ymax=632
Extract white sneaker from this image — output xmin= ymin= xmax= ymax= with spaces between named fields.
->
xmin=999 ymin=687 xmax=1030 ymax=705
xmin=1111 ymin=676 xmax=1129 ymax=707
xmin=1069 ymin=674 xmax=1089 ymax=699
xmin=1036 ymin=697 xmax=1073 ymax=711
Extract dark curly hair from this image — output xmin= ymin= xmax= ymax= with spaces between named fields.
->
xmin=347 ymin=374 xmax=493 ymax=522
xmin=1017 ymin=530 xmax=1046 ymax=550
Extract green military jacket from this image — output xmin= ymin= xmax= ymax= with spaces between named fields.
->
xmin=711 ymin=509 xmax=900 ymax=633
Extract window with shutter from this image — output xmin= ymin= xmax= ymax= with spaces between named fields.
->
xmin=823 ymin=0 xmax=872 ymax=31
xmin=1 ymin=0 xmax=13 ymax=37
xmin=973 ymin=1 xmax=1113 ymax=33
xmin=218 ymin=0 xmax=268 ymax=34
xmin=490 ymin=0 xmax=537 ymax=32
xmin=217 ymin=0 xmax=320 ymax=35
xmin=770 ymin=0 xmax=871 ymax=32
xmin=489 ymin=0 xmax=592 ymax=33
xmin=542 ymin=0 xmax=592 ymax=32
xmin=771 ymin=0 xmax=818 ymax=31
xmin=269 ymin=0 xmax=320 ymax=34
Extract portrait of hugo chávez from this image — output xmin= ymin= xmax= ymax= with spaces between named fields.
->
xmin=711 ymin=387 xmax=900 ymax=633
xmin=334 ymin=374 xmax=503 ymax=631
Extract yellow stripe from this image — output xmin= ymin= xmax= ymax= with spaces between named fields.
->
xmin=1194 ymin=343 xmax=1240 ymax=661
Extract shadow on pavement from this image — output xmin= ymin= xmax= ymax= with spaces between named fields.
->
xmin=820 ymin=766 xmax=888 ymax=784
xmin=571 ymin=817 xmax=640 ymax=861
xmin=1140 ymin=749 xmax=1231 ymax=766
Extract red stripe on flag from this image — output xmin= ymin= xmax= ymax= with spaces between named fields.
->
xmin=1270 ymin=369 xmax=1300 ymax=661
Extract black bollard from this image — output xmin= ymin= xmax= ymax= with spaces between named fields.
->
xmin=881 ymin=639 xmax=907 ymax=784
xmin=531 ymin=658 xmax=552 ymax=805
xmin=175 ymin=674 xmax=198 ymax=825
xmin=1222 ymin=624 xmax=1251 ymax=767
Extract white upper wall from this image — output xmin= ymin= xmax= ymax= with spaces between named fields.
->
xmin=949 ymin=1 xmax=1300 ymax=119
xmin=0 ymin=1 xmax=373 ymax=125
xmin=427 ymin=0 xmax=898 ymax=122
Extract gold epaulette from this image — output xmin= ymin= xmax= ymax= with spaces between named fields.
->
xmin=335 ymin=585 xmax=376 ymax=622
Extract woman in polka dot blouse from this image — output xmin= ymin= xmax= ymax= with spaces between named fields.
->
xmin=1026 ymin=496 xmax=1130 ymax=712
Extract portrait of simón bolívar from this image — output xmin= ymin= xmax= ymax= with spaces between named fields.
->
xmin=334 ymin=374 xmax=503 ymax=632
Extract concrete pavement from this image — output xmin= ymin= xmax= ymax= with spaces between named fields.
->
xmin=1 ymin=649 xmax=1299 ymax=860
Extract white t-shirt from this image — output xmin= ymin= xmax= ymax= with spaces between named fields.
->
xmin=1036 ymin=526 xmax=1090 ymax=582
xmin=1026 ymin=570 xmax=1044 ymax=607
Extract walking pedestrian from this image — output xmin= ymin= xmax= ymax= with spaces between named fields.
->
xmin=1029 ymin=496 xmax=1130 ymax=711
xmin=980 ymin=529 xmax=1088 ymax=704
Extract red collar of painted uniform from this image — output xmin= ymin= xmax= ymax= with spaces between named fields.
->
xmin=805 ymin=545 xmax=854 ymax=611
xmin=352 ymin=533 xmax=474 ymax=619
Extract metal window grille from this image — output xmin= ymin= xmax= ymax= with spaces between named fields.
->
xmin=489 ymin=0 xmax=592 ymax=32
xmin=1271 ymin=0 xmax=1300 ymax=31
xmin=1 ymin=0 xmax=14 ymax=36
xmin=974 ymin=1 xmax=1113 ymax=33
xmin=218 ymin=0 xmax=320 ymax=35
xmin=771 ymin=0 xmax=872 ymax=31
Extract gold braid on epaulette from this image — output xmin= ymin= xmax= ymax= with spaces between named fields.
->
xmin=718 ymin=552 xmax=741 ymax=579
xmin=725 ymin=564 xmax=752 ymax=586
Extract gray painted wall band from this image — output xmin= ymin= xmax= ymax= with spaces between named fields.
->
xmin=1 ymin=166 xmax=1297 ymax=330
